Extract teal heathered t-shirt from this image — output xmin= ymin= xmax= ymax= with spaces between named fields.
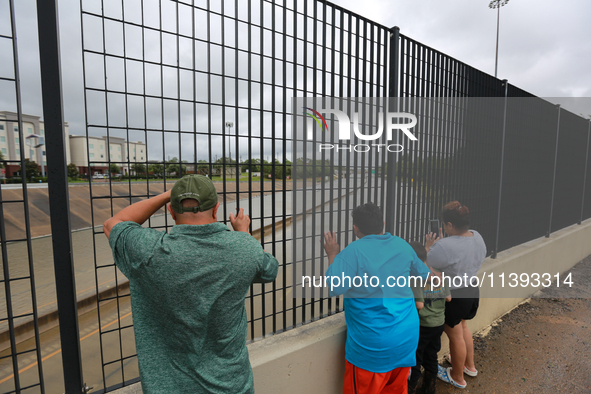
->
xmin=108 ymin=221 xmax=279 ymax=394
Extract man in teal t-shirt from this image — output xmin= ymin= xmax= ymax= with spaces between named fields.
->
xmin=104 ymin=175 xmax=278 ymax=393
xmin=323 ymin=203 xmax=431 ymax=393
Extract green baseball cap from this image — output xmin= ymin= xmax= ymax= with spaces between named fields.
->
xmin=170 ymin=174 xmax=218 ymax=213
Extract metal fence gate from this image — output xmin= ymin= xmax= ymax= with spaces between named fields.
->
xmin=0 ymin=0 xmax=590 ymax=392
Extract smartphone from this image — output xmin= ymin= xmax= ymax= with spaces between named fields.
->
xmin=428 ymin=219 xmax=440 ymax=235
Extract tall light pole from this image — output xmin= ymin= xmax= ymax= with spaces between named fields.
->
xmin=489 ymin=0 xmax=509 ymax=79
xmin=26 ymin=133 xmax=45 ymax=177
xmin=225 ymin=121 xmax=233 ymax=162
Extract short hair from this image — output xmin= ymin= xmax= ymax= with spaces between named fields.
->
xmin=351 ymin=203 xmax=383 ymax=235
xmin=441 ymin=201 xmax=470 ymax=231
xmin=408 ymin=241 xmax=427 ymax=262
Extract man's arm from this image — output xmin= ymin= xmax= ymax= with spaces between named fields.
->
xmin=229 ymin=208 xmax=251 ymax=234
xmin=103 ymin=190 xmax=172 ymax=239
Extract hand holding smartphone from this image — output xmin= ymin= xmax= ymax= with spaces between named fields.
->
xmin=428 ymin=219 xmax=440 ymax=235
xmin=425 ymin=219 xmax=442 ymax=253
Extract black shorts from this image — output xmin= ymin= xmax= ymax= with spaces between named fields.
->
xmin=445 ymin=287 xmax=479 ymax=328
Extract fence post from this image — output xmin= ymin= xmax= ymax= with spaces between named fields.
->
xmin=35 ymin=0 xmax=86 ymax=392
xmin=385 ymin=26 xmax=400 ymax=234
xmin=492 ymin=79 xmax=509 ymax=258
xmin=581 ymin=120 xmax=591 ymax=224
xmin=547 ymin=104 xmax=561 ymax=237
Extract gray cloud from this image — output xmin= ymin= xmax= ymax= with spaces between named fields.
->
xmin=333 ymin=0 xmax=591 ymax=98
xmin=2 ymin=0 xmax=588 ymax=166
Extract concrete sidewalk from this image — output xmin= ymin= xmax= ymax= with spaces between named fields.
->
xmin=109 ymin=254 xmax=591 ymax=394
xmin=435 ymin=254 xmax=591 ymax=393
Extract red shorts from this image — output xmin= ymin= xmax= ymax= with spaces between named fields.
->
xmin=343 ymin=360 xmax=410 ymax=394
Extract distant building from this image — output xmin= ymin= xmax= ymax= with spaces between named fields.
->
xmin=0 ymin=111 xmax=71 ymax=177
xmin=69 ymin=135 xmax=146 ymax=176
xmin=197 ymin=166 xmax=238 ymax=177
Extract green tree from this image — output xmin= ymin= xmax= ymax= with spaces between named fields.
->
xmin=214 ymin=157 xmax=236 ymax=168
xmin=24 ymin=159 xmax=40 ymax=181
xmin=131 ymin=163 xmax=146 ymax=176
xmin=0 ymin=150 xmax=5 ymax=169
xmin=197 ymin=160 xmax=209 ymax=175
xmin=240 ymin=158 xmax=260 ymax=173
xmin=110 ymin=163 xmax=121 ymax=175
xmin=148 ymin=163 xmax=164 ymax=177
xmin=213 ymin=157 xmax=237 ymax=176
xmin=67 ymin=163 xmax=79 ymax=179
xmin=284 ymin=160 xmax=292 ymax=179
xmin=165 ymin=157 xmax=187 ymax=176
xmin=294 ymin=158 xmax=331 ymax=179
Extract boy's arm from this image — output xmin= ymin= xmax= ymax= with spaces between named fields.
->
xmin=325 ymin=243 xmax=356 ymax=297
xmin=446 ymin=295 xmax=452 ymax=302
xmin=323 ymin=231 xmax=340 ymax=266
xmin=415 ymin=301 xmax=424 ymax=310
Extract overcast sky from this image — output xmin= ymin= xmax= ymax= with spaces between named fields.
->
xmin=331 ymin=0 xmax=591 ymax=99
xmin=1 ymin=0 xmax=590 ymax=162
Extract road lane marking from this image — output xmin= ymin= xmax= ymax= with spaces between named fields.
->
xmin=0 ymin=311 xmax=133 ymax=385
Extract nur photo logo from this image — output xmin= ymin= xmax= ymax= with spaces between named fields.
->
xmin=304 ymin=107 xmax=418 ymax=153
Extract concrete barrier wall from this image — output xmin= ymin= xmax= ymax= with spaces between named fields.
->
xmin=112 ymin=218 xmax=591 ymax=394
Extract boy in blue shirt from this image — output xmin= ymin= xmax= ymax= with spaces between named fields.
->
xmin=323 ymin=203 xmax=431 ymax=393
xmin=408 ymin=242 xmax=451 ymax=394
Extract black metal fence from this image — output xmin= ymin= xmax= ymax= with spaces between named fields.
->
xmin=0 ymin=1 xmax=45 ymax=393
xmin=0 ymin=0 xmax=590 ymax=392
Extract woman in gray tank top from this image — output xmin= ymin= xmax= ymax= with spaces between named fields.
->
xmin=424 ymin=201 xmax=486 ymax=389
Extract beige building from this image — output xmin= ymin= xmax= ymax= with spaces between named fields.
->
xmin=69 ymin=135 xmax=146 ymax=176
xmin=0 ymin=111 xmax=71 ymax=177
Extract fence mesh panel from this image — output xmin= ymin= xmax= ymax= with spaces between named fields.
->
xmin=80 ymin=0 xmax=390 ymax=390
xmin=0 ymin=0 xmax=589 ymax=392
xmin=0 ymin=0 xmax=46 ymax=393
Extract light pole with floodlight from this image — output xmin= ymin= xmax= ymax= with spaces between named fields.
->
xmin=489 ymin=0 xmax=509 ymax=79
xmin=225 ymin=121 xmax=233 ymax=161
xmin=26 ymin=134 xmax=45 ymax=177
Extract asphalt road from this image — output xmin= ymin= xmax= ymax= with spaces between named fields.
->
xmin=0 ymin=177 xmax=375 ymax=392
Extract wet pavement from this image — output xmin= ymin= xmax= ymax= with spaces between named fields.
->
xmin=433 ymin=254 xmax=591 ymax=394
xmin=0 ymin=178 xmax=359 ymax=348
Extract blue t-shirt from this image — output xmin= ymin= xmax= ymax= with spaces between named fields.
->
xmin=325 ymin=233 xmax=430 ymax=373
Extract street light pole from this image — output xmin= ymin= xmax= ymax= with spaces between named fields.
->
xmin=489 ymin=0 xmax=509 ymax=79
xmin=225 ymin=121 xmax=233 ymax=162
xmin=26 ymin=134 xmax=45 ymax=177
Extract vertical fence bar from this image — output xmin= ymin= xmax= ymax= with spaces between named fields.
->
xmin=3 ymin=0 xmax=46 ymax=391
xmin=580 ymin=120 xmax=591 ymax=224
xmin=384 ymin=26 xmax=399 ymax=235
xmin=547 ymin=104 xmax=561 ymax=237
xmin=36 ymin=0 xmax=85 ymax=392
xmin=492 ymin=79 xmax=509 ymax=258
xmin=5 ymin=0 xmax=20 ymax=387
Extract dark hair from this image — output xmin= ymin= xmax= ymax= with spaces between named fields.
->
xmin=441 ymin=201 xmax=470 ymax=231
xmin=351 ymin=203 xmax=383 ymax=235
xmin=408 ymin=241 xmax=427 ymax=262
